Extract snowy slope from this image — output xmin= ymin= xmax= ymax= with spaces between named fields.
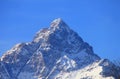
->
xmin=0 ymin=18 xmax=119 ymax=79
xmin=54 ymin=59 xmax=118 ymax=79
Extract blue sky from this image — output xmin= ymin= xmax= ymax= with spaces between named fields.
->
xmin=0 ymin=0 xmax=120 ymax=60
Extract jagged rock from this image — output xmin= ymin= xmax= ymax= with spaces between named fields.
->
xmin=0 ymin=18 xmax=119 ymax=79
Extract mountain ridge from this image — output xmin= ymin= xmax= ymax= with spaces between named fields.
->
xmin=0 ymin=18 xmax=119 ymax=79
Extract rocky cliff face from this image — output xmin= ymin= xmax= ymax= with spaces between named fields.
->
xmin=0 ymin=18 xmax=119 ymax=79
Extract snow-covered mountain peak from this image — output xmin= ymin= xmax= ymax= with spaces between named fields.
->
xmin=33 ymin=19 xmax=96 ymax=57
xmin=50 ymin=18 xmax=64 ymax=27
xmin=51 ymin=18 xmax=62 ymax=24
xmin=50 ymin=18 xmax=69 ymax=31
xmin=33 ymin=18 xmax=69 ymax=43
xmin=0 ymin=18 xmax=119 ymax=79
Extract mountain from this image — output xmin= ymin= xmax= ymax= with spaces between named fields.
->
xmin=0 ymin=18 xmax=119 ymax=79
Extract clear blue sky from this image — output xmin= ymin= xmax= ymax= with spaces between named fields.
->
xmin=0 ymin=0 xmax=120 ymax=60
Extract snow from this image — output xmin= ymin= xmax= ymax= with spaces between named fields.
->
xmin=0 ymin=18 xmax=119 ymax=79
xmin=55 ymin=61 xmax=115 ymax=79
xmin=50 ymin=18 xmax=62 ymax=28
xmin=33 ymin=28 xmax=51 ymax=43
xmin=56 ymin=55 xmax=76 ymax=70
